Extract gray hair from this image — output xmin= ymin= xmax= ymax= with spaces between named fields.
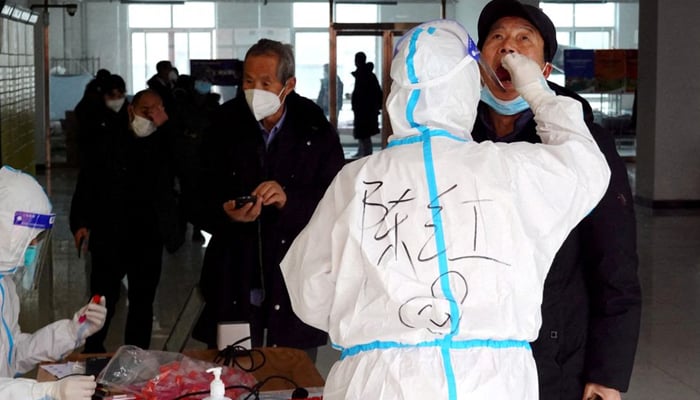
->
xmin=245 ymin=38 xmax=295 ymax=83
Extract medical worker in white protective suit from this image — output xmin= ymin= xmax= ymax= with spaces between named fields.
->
xmin=0 ymin=165 xmax=107 ymax=400
xmin=281 ymin=19 xmax=611 ymax=400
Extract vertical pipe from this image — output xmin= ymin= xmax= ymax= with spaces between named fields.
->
xmin=329 ymin=0 xmax=337 ymax=128
xmin=381 ymin=30 xmax=391 ymax=148
xmin=43 ymin=10 xmax=51 ymax=194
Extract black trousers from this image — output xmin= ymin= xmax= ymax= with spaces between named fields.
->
xmin=84 ymin=238 xmax=163 ymax=353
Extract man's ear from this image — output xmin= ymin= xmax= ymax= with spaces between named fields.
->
xmin=127 ymin=104 xmax=135 ymax=122
xmin=287 ymin=76 xmax=297 ymax=92
xmin=542 ymin=62 xmax=553 ymax=79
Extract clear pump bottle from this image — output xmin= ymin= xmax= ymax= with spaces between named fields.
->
xmin=203 ymin=367 xmax=232 ymax=400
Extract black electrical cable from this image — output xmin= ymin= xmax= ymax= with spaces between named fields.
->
xmin=213 ymin=337 xmax=266 ymax=372
xmin=173 ymin=375 xmax=306 ymax=400
xmin=241 ymin=375 xmax=305 ymax=400
xmin=172 ymin=384 xmax=255 ymax=400
xmin=56 ymin=373 xmax=88 ymax=380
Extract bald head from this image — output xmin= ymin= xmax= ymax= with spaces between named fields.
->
xmin=129 ymin=89 xmax=168 ymax=127
xmin=131 ymin=89 xmax=162 ymax=116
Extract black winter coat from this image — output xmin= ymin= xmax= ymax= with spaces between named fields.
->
xmin=69 ymin=105 xmax=183 ymax=254
xmin=472 ymin=82 xmax=641 ymax=400
xmin=351 ymin=65 xmax=382 ymax=139
xmin=192 ymin=92 xmax=345 ymax=349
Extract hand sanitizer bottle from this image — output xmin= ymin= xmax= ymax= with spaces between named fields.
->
xmin=203 ymin=367 xmax=232 ymax=400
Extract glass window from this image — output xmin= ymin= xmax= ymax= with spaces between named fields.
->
xmin=556 ymin=31 xmax=571 ymax=47
xmin=335 ymin=4 xmax=378 ymax=23
xmin=575 ymin=31 xmax=611 ymax=49
xmin=130 ymin=32 xmax=168 ymax=92
xmin=173 ymin=3 xmax=215 ymax=28
xmin=129 ymin=5 xmax=171 ymax=28
xmin=174 ymin=32 xmax=189 ymax=74
xmin=574 ymin=3 xmax=615 ymax=28
xmin=189 ymin=32 xmax=212 ymax=60
xmin=131 ymin=32 xmax=146 ymax=92
xmin=293 ymin=2 xmax=328 ymax=28
xmin=540 ymin=2 xmax=615 ymax=48
xmin=294 ymin=32 xmax=329 ymax=100
xmin=540 ymin=3 xmax=572 ymax=27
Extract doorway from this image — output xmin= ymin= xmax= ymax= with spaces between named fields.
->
xmin=329 ymin=23 xmax=419 ymax=155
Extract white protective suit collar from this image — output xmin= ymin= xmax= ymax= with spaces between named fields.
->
xmin=386 ymin=19 xmax=481 ymax=143
xmin=0 ymin=166 xmax=53 ymax=273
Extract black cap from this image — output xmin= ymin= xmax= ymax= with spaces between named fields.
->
xmin=477 ymin=0 xmax=558 ymax=63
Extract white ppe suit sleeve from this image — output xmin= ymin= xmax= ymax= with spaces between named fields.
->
xmin=1 ymin=278 xmax=84 ymax=376
xmin=503 ymin=55 xmax=611 ymax=246
xmin=281 ymin=168 xmax=356 ymax=332
xmin=11 ymin=319 xmax=83 ymax=374
xmin=0 ymin=376 xmax=95 ymax=400
xmin=0 ymin=377 xmax=42 ymax=399
xmin=11 ymin=296 xmax=106 ymax=374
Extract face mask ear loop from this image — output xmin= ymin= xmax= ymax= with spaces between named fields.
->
xmin=277 ymin=79 xmax=290 ymax=100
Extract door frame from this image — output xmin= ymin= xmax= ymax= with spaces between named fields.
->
xmin=329 ymin=22 xmax=422 ymax=148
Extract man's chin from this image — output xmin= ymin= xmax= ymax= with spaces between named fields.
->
xmin=493 ymin=84 xmax=520 ymax=101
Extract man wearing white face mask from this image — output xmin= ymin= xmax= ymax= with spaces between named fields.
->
xmin=192 ymin=39 xmax=345 ymax=359
xmin=0 ymin=166 xmax=107 ymax=399
xmin=70 ymin=89 xmax=183 ymax=354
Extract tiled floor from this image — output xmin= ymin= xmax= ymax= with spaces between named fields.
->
xmin=21 ymin=163 xmax=700 ymax=399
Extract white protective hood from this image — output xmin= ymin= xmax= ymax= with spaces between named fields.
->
xmin=386 ymin=19 xmax=481 ymax=141
xmin=0 ymin=166 xmax=53 ymax=272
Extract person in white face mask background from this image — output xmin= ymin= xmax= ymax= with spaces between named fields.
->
xmin=103 ymin=75 xmax=127 ymax=115
xmin=73 ymin=73 xmax=125 ymax=168
xmin=191 ymin=38 xmax=345 ymax=360
xmin=280 ymin=19 xmax=611 ymax=399
xmin=127 ymin=89 xmax=169 ymax=138
xmin=70 ymin=89 xmax=184 ymax=354
xmin=0 ymin=166 xmax=107 ymax=400
xmin=472 ymin=2 xmax=641 ymax=400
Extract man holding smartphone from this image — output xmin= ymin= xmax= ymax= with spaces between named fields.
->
xmin=192 ymin=38 xmax=345 ymax=360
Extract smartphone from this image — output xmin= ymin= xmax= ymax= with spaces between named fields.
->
xmin=234 ymin=195 xmax=257 ymax=209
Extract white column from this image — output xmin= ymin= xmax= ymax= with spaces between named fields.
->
xmin=636 ymin=0 xmax=700 ymax=208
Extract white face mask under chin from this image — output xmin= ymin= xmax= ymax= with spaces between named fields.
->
xmin=244 ymin=86 xmax=286 ymax=121
xmin=131 ymin=114 xmax=157 ymax=137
